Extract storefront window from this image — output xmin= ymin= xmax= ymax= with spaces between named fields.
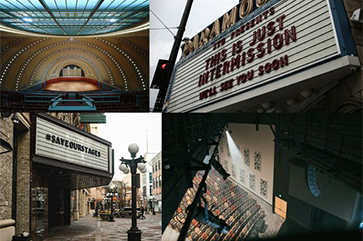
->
xmin=70 ymin=191 xmax=75 ymax=218
xmin=34 ymin=188 xmax=46 ymax=234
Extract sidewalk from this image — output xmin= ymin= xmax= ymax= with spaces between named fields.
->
xmin=45 ymin=213 xmax=161 ymax=241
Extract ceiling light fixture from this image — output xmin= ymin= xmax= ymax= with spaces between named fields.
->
xmin=23 ymin=18 xmax=33 ymax=22
xmin=0 ymin=22 xmax=149 ymax=38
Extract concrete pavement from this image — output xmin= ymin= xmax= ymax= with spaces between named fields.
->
xmin=44 ymin=213 xmax=161 ymax=241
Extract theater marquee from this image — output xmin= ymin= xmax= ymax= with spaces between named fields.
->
xmin=165 ymin=0 xmax=360 ymax=112
xmin=34 ymin=115 xmax=111 ymax=172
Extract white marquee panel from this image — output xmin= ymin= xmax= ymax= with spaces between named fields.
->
xmin=35 ymin=117 xmax=109 ymax=172
xmin=167 ymin=0 xmax=340 ymax=112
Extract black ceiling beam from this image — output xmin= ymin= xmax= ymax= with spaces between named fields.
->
xmin=279 ymin=140 xmax=362 ymax=193
xmin=38 ymin=0 xmax=67 ymax=35
xmin=77 ymin=0 xmax=104 ymax=35
xmin=0 ymin=10 xmax=51 ymax=34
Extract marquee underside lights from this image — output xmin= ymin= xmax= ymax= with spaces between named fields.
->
xmin=165 ymin=0 xmax=359 ymax=113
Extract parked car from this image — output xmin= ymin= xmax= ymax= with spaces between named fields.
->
xmin=114 ymin=207 xmax=141 ymax=218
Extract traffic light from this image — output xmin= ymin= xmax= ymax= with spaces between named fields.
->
xmin=151 ymin=59 xmax=169 ymax=89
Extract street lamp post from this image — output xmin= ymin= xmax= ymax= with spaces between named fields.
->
xmin=119 ymin=143 xmax=148 ymax=241
xmin=107 ymin=186 xmax=117 ymax=222
xmin=102 ymin=197 xmax=107 ymax=210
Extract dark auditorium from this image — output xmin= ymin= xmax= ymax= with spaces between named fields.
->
xmin=162 ymin=113 xmax=362 ymax=241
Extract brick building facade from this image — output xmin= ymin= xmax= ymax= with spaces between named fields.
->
xmin=0 ymin=113 xmax=113 ymax=241
xmin=151 ymin=152 xmax=162 ymax=212
xmin=0 ymin=115 xmax=14 ymax=220
xmin=16 ymin=129 xmax=31 ymax=234
xmin=0 ymin=113 xmax=31 ymax=239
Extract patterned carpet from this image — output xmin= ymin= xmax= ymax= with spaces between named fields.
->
xmin=166 ymin=169 xmax=264 ymax=241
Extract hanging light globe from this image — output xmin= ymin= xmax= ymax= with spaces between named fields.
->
xmin=128 ymin=143 xmax=139 ymax=157
xmin=137 ymin=162 xmax=146 ymax=170
xmin=119 ymin=163 xmax=128 ymax=172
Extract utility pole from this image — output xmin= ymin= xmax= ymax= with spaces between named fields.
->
xmin=146 ymin=130 xmax=148 ymax=153
xmin=153 ymin=0 xmax=194 ymax=112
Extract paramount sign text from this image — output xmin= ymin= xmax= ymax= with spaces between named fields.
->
xmin=181 ymin=0 xmax=298 ymax=100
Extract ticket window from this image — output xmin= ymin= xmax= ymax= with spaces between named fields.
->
xmin=275 ymin=196 xmax=287 ymax=219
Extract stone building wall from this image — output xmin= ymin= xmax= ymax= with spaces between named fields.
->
xmin=0 ymin=116 xmax=14 ymax=220
xmin=327 ymin=0 xmax=363 ymax=112
xmin=16 ymin=130 xmax=31 ymax=233
xmin=1 ymin=112 xmax=92 ymax=236
xmin=50 ymin=113 xmax=81 ymax=127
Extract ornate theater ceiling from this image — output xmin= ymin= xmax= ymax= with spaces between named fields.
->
xmin=0 ymin=34 xmax=148 ymax=91
xmin=0 ymin=0 xmax=149 ymax=36
xmin=0 ymin=0 xmax=149 ymax=94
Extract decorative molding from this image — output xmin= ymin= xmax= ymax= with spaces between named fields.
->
xmin=244 ymin=147 xmax=250 ymax=166
xmin=249 ymin=173 xmax=255 ymax=191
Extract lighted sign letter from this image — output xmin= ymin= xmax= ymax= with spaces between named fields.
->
xmin=183 ymin=34 xmax=201 ymax=57
xmin=182 ymin=41 xmax=193 ymax=57
xmin=193 ymin=35 xmax=200 ymax=51
xmin=256 ymin=0 xmax=270 ymax=7
xmin=210 ymin=20 xmax=221 ymax=40
xmin=199 ymin=28 xmax=211 ymax=47
xmin=239 ymin=0 xmax=254 ymax=18
xmin=222 ymin=7 xmax=237 ymax=32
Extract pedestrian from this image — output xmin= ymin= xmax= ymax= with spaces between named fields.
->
xmin=95 ymin=205 xmax=99 ymax=217
xmin=140 ymin=207 xmax=145 ymax=219
xmin=151 ymin=207 xmax=156 ymax=215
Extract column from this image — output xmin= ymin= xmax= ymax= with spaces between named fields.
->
xmin=74 ymin=189 xmax=79 ymax=221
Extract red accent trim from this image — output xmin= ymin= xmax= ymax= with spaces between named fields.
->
xmin=46 ymin=77 xmax=98 ymax=85
xmin=44 ymin=77 xmax=100 ymax=91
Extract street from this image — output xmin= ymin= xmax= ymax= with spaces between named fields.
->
xmin=44 ymin=213 xmax=161 ymax=241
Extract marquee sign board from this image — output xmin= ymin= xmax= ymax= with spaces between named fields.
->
xmin=35 ymin=116 xmax=111 ymax=172
xmin=165 ymin=0 xmax=357 ymax=112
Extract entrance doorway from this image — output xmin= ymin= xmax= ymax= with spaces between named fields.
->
xmin=49 ymin=188 xmax=71 ymax=228
xmin=275 ymin=196 xmax=287 ymax=219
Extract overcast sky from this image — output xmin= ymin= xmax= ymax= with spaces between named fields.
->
xmin=97 ymin=113 xmax=161 ymax=181
xmin=149 ymin=0 xmax=240 ymax=109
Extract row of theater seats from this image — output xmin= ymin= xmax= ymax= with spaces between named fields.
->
xmin=169 ymin=169 xmax=265 ymax=241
